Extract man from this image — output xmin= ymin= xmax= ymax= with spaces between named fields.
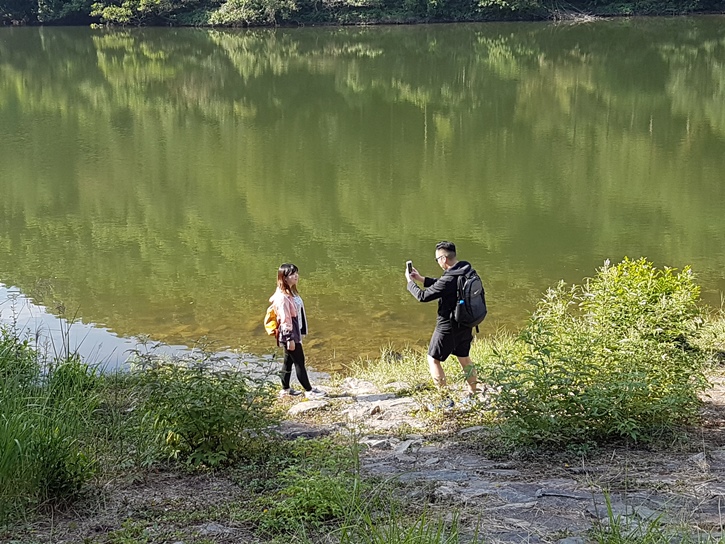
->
xmin=405 ymin=241 xmax=478 ymax=398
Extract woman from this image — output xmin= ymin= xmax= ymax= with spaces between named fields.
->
xmin=269 ymin=263 xmax=327 ymax=399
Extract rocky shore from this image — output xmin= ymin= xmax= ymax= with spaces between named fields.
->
xmin=9 ymin=374 xmax=725 ymax=543
xmin=276 ymin=376 xmax=725 ymax=542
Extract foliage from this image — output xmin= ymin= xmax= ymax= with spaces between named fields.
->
xmin=486 ymin=258 xmax=709 ymax=447
xmin=90 ymin=0 xmax=207 ymax=24
xmin=587 ymin=0 xmax=703 ymax=16
xmin=3 ymin=0 xmax=724 ymax=25
xmin=257 ymin=436 xmax=363 ymax=534
xmin=133 ymin=354 xmax=278 ymax=466
xmin=0 ymin=326 xmax=38 ymax=386
xmin=340 ymin=509 xmax=480 ymax=544
xmin=0 ymin=329 xmax=99 ymax=523
xmin=0 ymin=322 xmax=280 ymax=524
xmin=208 ymin=0 xmax=296 ymax=25
xmin=253 ymin=434 xmax=480 ymax=543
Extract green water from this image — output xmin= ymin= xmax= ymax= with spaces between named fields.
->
xmin=1 ymin=19 xmax=724 ymax=369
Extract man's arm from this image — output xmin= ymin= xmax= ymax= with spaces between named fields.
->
xmin=407 ymin=276 xmax=450 ymax=303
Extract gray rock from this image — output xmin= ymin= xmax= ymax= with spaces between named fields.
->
xmin=608 ymin=503 xmax=635 ymax=517
xmin=633 ymin=505 xmax=660 ymax=521
xmin=287 ymin=400 xmax=329 ymax=415
xmin=399 ymin=469 xmax=470 ymax=482
xmin=383 ymin=381 xmax=411 ymax=393
xmin=487 ymin=501 xmax=538 ymax=511
xmin=687 ymin=452 xmax=710 ymax=471
xmin=197 ymin=522 xmax=232 ymax=536
xmin=709 ymin=448 xmax=725 ymax=465
xmin=491 ymin=530 xmax=542 ymax=543
xmin=394 ymin=439 xmax=422 ymax=455
xmin=365 ymin=419 xmax=425 ymax=431
xmin=535 ymin=489 xmax=591 ymax=500
xmin=496 ymin=489 xmax=539 ymax=503
xmin=344 ymin=404 xmax=381 ymax=421
xmin=710 ymin=483 xmax=725 ymax=496
xmin=478 ymin=468 xmax=521 ymax=478
xmin=360 ymin=437 xmax=390 ymax=449
xmin=458 ymin=426 xmax=486 ymax=435
xmin=355 ymin=393 xmax=396 ymax=403
xmin=396 ymin=454 xmax=417 ymax=463
xmin=536 ymin=478 xmax=579 ymax=488
xmin=277 ymin=421 xmax=333 ymax=439
xmin=341 ymin=377 xmax=379 ymax=395
xmin=423 ymin=457 xmax=441 ymax=466
xmin=557 ymin=538 xmax=587 ymax=544
xmin=378 ymin=397 xmax=417 ymax=409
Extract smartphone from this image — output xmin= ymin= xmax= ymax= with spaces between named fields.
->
xmin=406 ymin=260 xmax=413 ymax=274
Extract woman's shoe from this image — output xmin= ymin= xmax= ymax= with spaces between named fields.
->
xmin=305 ymin=388 xmax=328 ymax=399
xmin=279 ymin=388 xmax=303 ymax=398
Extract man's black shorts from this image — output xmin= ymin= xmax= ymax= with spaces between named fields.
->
xmin=428 ymin=324 xmax=473 ymax=361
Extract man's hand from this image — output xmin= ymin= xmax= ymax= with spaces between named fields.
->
xmin=287 ymin=340 xmax=296 ymax=351
xmin=406 ymin=266 xmax=424 ymax=283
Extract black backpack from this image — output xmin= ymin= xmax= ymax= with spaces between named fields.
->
xmin=453 ymin=268 xmax=487 ymax=331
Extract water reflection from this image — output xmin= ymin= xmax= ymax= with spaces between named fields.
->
xmin=0 ymin=284 xmax=266 ymax=372
xmin=0 ymin=20 xmax=724 ymax=366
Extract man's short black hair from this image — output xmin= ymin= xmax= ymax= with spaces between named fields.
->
xmin=435 ymin=241 xmax=456 ymax=256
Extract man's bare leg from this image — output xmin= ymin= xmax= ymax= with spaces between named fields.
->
xmin=458 ymin=356 xmax=477 ymax=394
xmin=427 ymin=355 xmax=447 ymax=388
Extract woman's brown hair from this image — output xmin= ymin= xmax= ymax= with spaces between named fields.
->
xmin=277 ymin=263 xmax=299 ymax=296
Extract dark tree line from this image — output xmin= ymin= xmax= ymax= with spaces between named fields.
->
xmin=1 ymin=0 xmax=723 ymax=27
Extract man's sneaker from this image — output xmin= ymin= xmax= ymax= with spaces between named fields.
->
xmin=458 ymin=394 xmax=476 ymax=409
xmin=279 ymin=388 xmax=303 ymax=399
xmin=305 ymin=388 xmax=328 ymax=400
xmin=426 ymin=397 xmax=455 ymax=412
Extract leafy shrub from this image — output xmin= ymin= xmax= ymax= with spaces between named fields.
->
xmin=488 ymin=258 xmax=708 ymax=447
xmin=134 ymin=357 xmax=277 ymax=466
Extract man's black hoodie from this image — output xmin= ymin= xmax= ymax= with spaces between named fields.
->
xmin=407 ymin=261 xmax=471 ymax=329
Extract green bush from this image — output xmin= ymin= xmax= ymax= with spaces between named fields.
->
xmin=487 ymin=258 xmax=708 ymax=447
xmin=134 ymin=357 xmax=278 ymax=466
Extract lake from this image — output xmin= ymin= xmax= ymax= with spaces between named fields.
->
xmin=1 ymin=18 xmax=724 ymax=370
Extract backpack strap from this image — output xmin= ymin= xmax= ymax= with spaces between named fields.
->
xmin=451 ymin=274 xmax=465 ymax=323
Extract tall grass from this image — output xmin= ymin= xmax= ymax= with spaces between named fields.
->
xmin=0 ymin=330 xmax=99 ymax=523
xmin=346 ymin=346 xmax=467 ymax=394
xmin=0 ymin=326 xmax=280 ymax=525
